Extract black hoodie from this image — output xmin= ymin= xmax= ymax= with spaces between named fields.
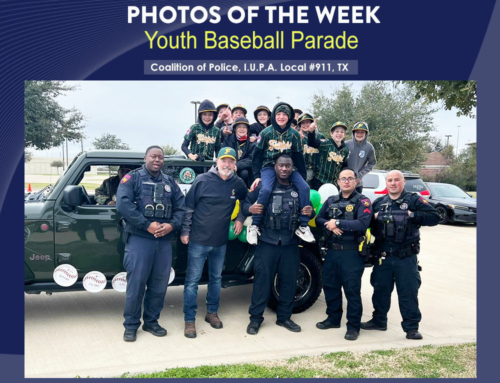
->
xmin=181 ymin=100 xmax=221 ymax=159
xmin=252 ymin=102 xmax=307 ymax=180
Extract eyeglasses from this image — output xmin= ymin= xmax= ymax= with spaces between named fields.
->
xmin=338 ymin=177 xmax=356 ymax=183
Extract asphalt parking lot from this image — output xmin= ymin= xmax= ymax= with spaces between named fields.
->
xmin=25 ymin=224 xmax=476 ymax=378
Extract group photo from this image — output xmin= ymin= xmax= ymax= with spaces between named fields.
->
xmin=24 ymin=80 xmax=477 ymax=378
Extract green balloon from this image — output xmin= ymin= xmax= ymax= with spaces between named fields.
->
xmin=310 ymin=190 xmax=321 ymax=209
xmin=238 ymin=226 xmax=248 ymax=243
xmin=228 ymin=221 xmax=238 ymax=240
xmin=315 ymin=203 xmax=323 ymax=214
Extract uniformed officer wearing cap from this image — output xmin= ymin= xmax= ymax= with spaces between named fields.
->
xmin=242 ymin=154 xmax=315 ymax=335
xmin=315 ymin=168 xmax=372 ymax=341
xmin=116 ymin=146 xmax=186 ymax=342
xmin=222 ymin=116 xmax=256 ymax=186
xmin=361 ymin=170 xmax=439 ymax=340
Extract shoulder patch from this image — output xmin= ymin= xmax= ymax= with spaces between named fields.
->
xmin=418 ymin=197 xmax=429 ymax=204
xmin=361 ymin=198 xmax=371 ymax=207
xmin=121 ymin=174 xmax=132 ymax=184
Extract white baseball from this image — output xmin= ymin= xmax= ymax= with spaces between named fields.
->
xmin=112 ymin=272 xmax=127 ymax=293
xmin=53 ymin=264 xmax=78 ymax=287
xmin=82 ymin=271 xmax=107 ymax=293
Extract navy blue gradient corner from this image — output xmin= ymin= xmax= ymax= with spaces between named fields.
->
xmin=0 ymin=0 xmax=496 ymax=380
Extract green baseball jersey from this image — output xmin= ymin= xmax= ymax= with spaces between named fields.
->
xmin=314 ymin=138 xmax=350 ymax=187
xmin=257 ymin=126 xmax=302 ymax=167
xmin=184 ymin=124 xmax=221 ymax=159
xmin=301 ymin=131 xmax=324 ymax=170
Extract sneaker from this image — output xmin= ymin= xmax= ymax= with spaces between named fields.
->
xmin=276 ymin=319 xmax=301 ymax=332
xmin=123 ymin=329 xmax=137 ymax=342
xmin=295 ymin=226 xmax=315 ymax=243
xmin=360 ymin=320 xmax=387 ymax=331
xmin=142 ymin=323 xmax=167 ymax=337
xmin=246 ymin=322 xmax=260 ymax=335
xmin=247 ymin=225 xmax=261 ymax=245
xmin=406 ymin=329 xmax=423 ymax=340
xmin=205 ymin=312 xmax=223 ymax=329
xmin=184 ymin=322 xmax=197 ymax=338
xmin=344 ymin=329 xmax=359 ymax=341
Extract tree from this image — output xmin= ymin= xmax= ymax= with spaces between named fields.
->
xmin=397 ymin=81 xmax=476 ymax=118
xmin=92 ymin=134 xmax=130 ymax=150
xmin=311 ymin=82 xmax=436 ymax=172
xmin=161 ymin=144 xmax=180 ymax=156
xmin=24 ymin=81 xmax=85 ymax=150
xmin=424 ymin=136 xmax=445 ymax=153
xmin=441 ymin=145 xmax=476 ymax=191
xmin=50 ymin=160 xmax=64 ymax=173
xmin=25 ymin=150 xmax=33 ymax=163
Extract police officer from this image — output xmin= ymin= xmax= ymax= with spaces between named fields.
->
xmin=116 ymin=146 xmax=186 ymax=342
xmin=242 ymin=154 xmax=315 ymax=335
xmin=361 ymin=170 xmax=439 ymax=339
xmin=315 ymin=168 xmax=373 ymax=341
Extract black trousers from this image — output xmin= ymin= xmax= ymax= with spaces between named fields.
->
xmin=370 ymin=254 xmax=422 ymax=332
xmin=323 ymin=248 xmax=365 ymax=331
xmin=249 ymin=241 xmax=300 ymax=324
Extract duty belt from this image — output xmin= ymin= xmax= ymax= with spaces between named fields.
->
xmin=327 ymin=243 xmax=358 ymax=251
xmin=378 ymin=244 xmax=417 ymax=258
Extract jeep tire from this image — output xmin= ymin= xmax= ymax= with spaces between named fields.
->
xmin=267 ymin=247 xmax=323 ymax=314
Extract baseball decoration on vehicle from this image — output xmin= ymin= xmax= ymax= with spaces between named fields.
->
xmin=83 ymin=271 xmax=107 ymax=293
xmin=112 ymin=272 xmax=127 ymax=293
xmin=53 ymin=264 xmax=78 ymax=287
xmin=180 ymin=167 xmax=195 ymax=184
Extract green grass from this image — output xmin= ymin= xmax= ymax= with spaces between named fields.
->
xmin=117 ymin=343 xmax=476 ymax=379
xmin=467 ymin=191 xmax=477 ymax=198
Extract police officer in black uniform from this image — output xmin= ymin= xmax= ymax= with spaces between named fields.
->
xmin=116 ymin=146 xmax=186 ymax=342
xmin=242 ymin=154 xmax=315 ymax=335
xmin=315 ymin=168 xmax=373 ymax=341
xmin=361 ymin=170 xmax=439 ymax=339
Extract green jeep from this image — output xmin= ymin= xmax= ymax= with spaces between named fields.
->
xmin=24 ymin=150 xmax=325 ymax=313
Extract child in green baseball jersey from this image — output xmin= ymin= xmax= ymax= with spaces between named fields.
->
xmin=297 ymin=113 xmax=325 ymax=183
xmin=247 ymin=102 xmax=315 ymax=245
xmin=181 ymin=100 xmax=221 ymax=161
xmin=307 ymin=121 xmax=350 ymax=191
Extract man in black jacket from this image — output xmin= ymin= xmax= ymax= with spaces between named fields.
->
xmin=242 ymin=154 xmax=315 ymax=335
xmin=222 ymin=116 xmax=255 ymax=187
xmin=362 ymin=170 xmax=440 ymax=340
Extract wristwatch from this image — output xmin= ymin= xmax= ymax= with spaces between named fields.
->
xmin=335 ymin=220 xmax=340 ymax=227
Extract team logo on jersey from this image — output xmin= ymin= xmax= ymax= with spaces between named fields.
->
xmin=196 ymin=133 xmax=217 ymax=144
xmin=268 ymin=139 xmax=292 ymax=152
xmin=291 ymin=191 xmax=298 ymax=198
xmin=327 ymin=152 xmax=344 ymax=164
xmin=165 ymin=185 xmax=171 ymax=193
xmin=120 ymin=174 xmax=131 ymax=184
xmin=399 ymin=202 xmax=408 ymax=210
xmin=359 ymin=150 xmax=366 ymax=158
xmin=304 ymin=145 xmax=319 ymax=154
xmin=346 ymin=205 xmax=354 ymax=212
xmin=361 ymin=198 xmax=370 ymax=207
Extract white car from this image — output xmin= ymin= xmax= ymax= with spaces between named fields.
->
xmin=361 ymin=170 xmax=430 ymax=203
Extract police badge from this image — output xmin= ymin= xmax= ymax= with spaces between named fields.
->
xmin=400 ymin=203 xmax=408 ymax=210
xmin=291 ymin=191 xmax=298 ymax=198
xmin=346 ymin=205 xmax=354 ymax=212
xmin=165 ymin=185 xmax=171 ymax=193
xmin=180 ymin=167 xmax=195 ymax=184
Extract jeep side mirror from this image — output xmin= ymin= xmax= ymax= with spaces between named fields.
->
xmin=63 ymin=185 xmax=83 ymax=206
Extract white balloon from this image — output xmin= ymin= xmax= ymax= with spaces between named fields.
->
xmin=318 ymin=183 xmax=338 ymax=203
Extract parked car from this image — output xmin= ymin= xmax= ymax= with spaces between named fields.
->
xmin=361 ymin=170 xmax=430 ymax=203
xmin=24 ymin=150 xmax=325 ymax=313
xmin=424 ymin=182 xmax=477 ymax=225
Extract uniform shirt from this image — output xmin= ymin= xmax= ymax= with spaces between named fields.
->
xmin=256 ymin=125 xmax=302 ymax=168
xmin=316 ymin=191 xmax=372 ymax=244
xmin=184 ymin=123 xmax=221 ymax=159
xmin=371 ymin=191 xmax=440 ymax=251
xmin=242 ymin=183 xmax=315 ymax=246
xmin=181 ymin=167 xmax=248 ymax=247
xmin=308 ymin=133 xmax=350 ymax=187
xmin=95 ymin=175 xmax=120 ymax=205
xmin=301 ymin=131 xmax=324 ymax=170
xmin=116 ymin=165 xmax=186 ymax=239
